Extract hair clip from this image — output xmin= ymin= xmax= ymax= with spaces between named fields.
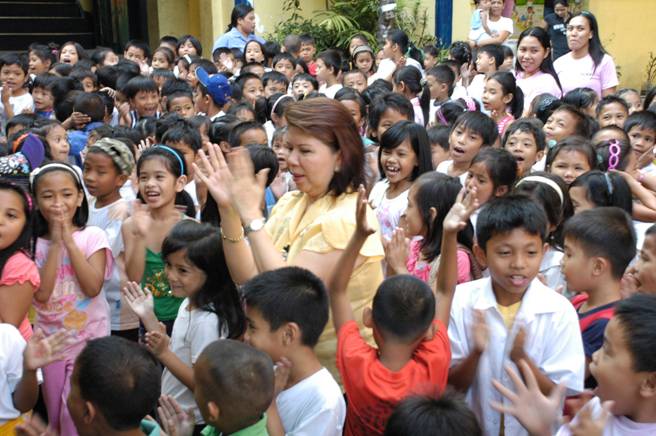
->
xmin=462 ymin=96 xmax=476 ymax=112
xmin=436 ymin=107 xmax=448 ymax=126
xmin=607 ymin=139 xmax=621 ymax=171
xmin=420 ymin=77 xmax=427 ymax=87
xmin=547 ymin=139 xmax=558 ymax=149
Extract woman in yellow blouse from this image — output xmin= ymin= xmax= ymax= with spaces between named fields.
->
xmin=196 ymin=98 xmax=384 ymax=377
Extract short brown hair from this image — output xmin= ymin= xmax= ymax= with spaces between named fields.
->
xmin=285 ymin=97 xmax=364 ymax=196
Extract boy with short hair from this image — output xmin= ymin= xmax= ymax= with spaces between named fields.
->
xmin=625 ymin=110 xmax=656 ymax=170
xmin=124 ymin=39 xmax=151 ymax=65
xmin=329 ymin=187 xmax=465 ymax=435
xmin=0 ymin=53 xmax=33 ymax=143
xmin=242 ymin=267 xmax=346 ymax=436
xmin=448 ymin=195 xmax=585 ymax=436
xmin=467 ymin=44 xmax=503 ymax=105
xmin=262 ymin=71 xmax=289 ymax=98
xmin=493 ymin=293 xmax=656 ymax=436
xmin=298 ymin=34 xmax=317 ymax=76
xmin=195 ymin=68 xmax=232 ymax=121
xmin=68 ymin=92 xmax=107 ymax=166
xmin=121 ymin=76 xmax=160 ymax=127
xmin=342 ymin=70 xmax=367 ymax=94
xmin=562 ymin=207 xmax=636 ymax=387
xmin=192 ymin=339 xmax=274 ymax=436
xmin=426 ymin=64 xmax=456 ymax=125
xmin=31 ymin=74 xmax=57 ymax=119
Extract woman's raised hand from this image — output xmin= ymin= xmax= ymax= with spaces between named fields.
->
xmin=193 ymin=143 xmax=234 ymax=210
xmin=226 ymin=147 xmax=269 ymax=222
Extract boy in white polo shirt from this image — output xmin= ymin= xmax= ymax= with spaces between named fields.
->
xmin=446 ymin=195 xmax=585 ymax=436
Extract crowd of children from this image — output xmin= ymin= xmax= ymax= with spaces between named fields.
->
xmin=0 ymin=1 xmax=655 ymax=435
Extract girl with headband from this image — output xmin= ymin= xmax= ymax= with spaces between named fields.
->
xmin=122 ymin=146 xmax=193 ymax=335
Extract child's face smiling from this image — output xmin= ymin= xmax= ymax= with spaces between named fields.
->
xmin=244 ymin=305 xmax=285 ymax=362
xmin=138 ymin=157 xmax=185 ymax=209
xmin=632 ymin=233 xmax=656 ymax=293
xmin=131 ymin=90 xmax=159 ymax=117
xmin=482 ymin=78 xmax=511 ymax=114
xmin=475 ymin=52 xmax=494 ymax=73
xmin=590 ymin=317 xmax=646 ymax=417
xmin=0 ymin=190 xmax=27 ymax=251
xmin=380 ymin=139 xmax=417 ymax=187
xmin=59 ymin=45 xmax=79 ymax=64
xmin=46 ymin=125 xmax=71 ymax=162
xmin=628 ymin=126 xmax=656 ymax=157
xmin=505 ymin=130 xmax=542 ymax=176
xmin=28 ymin=53 xmax=49 ymax=75
xmin=598 ymin=102 xmax=628 ymax=128
xmin=449 ymin=124 xmax=485 ymax=165
xmin=622 ymin=91 xmax=642 ymax=114
xmin=476 ymin=228 xmax=546 ymax=305
xmin=35 ymin=171 xmax=83 ymax=225
xmin=178 ymin=40 xmax=197 ymax=57
xmin=165 ymin=249 xmax=206 ymax=298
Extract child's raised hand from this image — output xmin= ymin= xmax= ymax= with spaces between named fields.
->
xmin=472 ymin=309 xmax=489 ymax=353
xmin=136 ymin=137 xmax=153 ymax=161
xmin=23 ymin=328 xmax=73 ymax=371
xmin=122 ymin=281 xmax=155 ymax=319
xmin=510 ymin=326 xmax=527 ymax=363
xmin=383 ymin=227 xmax=410 ymax=274
xmin=193 ymin=144 xmax=234 ymax=209
xmin=273 ymin=357 xmax=293 ymax=397
xmin=145 ymin=330 xmax=170 ymax=357
xmin=158 ymin=395 xmax=194 ymax=436
xmin=131 ymin=201 xmax=152 ymax=237
xmin=355 ymin=185 xmax=375 ymax=238
xmin=491 ymin=359 xmax=566 ymax=436
xmin=443 ymin=187 xmax=479 ymax=234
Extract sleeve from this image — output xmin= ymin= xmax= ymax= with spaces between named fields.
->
xmin=470 ymin=10 xmax=482 ymax=29
xmin=581 ymin=318 xmax=608 ymax=358
xmin=82 ymin=227 xmax=114 ymax=280
xmin=0 ymin=252 xmax=40 ymax=289
xmin=289 ymin=405 xmax=345 ymax=436
xmin=1 ymin=325 xmax=27 ymax=392
xmin=456 ymin=249 xmax=472 ymax=284
xmin=213 ymin=33 xmax=230 ymax=51
xmin=190 ymin=313 xmax=220 ymax=364
xmin=336 ymin=321 xmax=374 ymax=380
xmin=600 ymin=55 xmax=619 ymax=91
xmin=539 ymin=305 xmax=586 ymax=394
xmin=502 ymin=17 xmax=514 ymax=34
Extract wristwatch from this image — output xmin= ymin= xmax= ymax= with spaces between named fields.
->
xmin=244 ymin=218 xmax=266 ymax=235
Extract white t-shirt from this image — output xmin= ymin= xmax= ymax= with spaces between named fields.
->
xmin=319 ymin=83 xmax=343 ymax=99
xmin=161 ymin=298 xmax=221 ymax=424
xmin=479 ymin=16 xmax=514 ymax=45
xmin=467 ymin=74 xmax=486 ymax=107
xmin=540 ymin=247 xmax=566 ymax=292
xmin=184 ymin=181 xmax=200 ymax=219
xmin=0 ymin=324 xmax=25 ymax=424
xmin=0 ymin=89 xmax=34 ymax=135
xmin=369 ymin=179 xmax=409 ymax=241
xmin=436 ymin=160 xmax=468 ymax=185
xmin=277 ymin=367 xmax=346 ymax=436
xmin=87 ymin=198 xmax=138 ymax=331
xmin=556 ymin=396 xmax=656 ymax=436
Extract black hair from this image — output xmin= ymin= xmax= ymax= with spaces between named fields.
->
xmin=595 ymin=138 xmax=632 ymax=172
xmin=226 ymin=102 xmax=256 ymax=121
xmin=208 ymin=115 xmax=241 ymax=145
xmin=291 ymin=72 xmax=318 ymax=91
xmin=196 ymin=340 xmax=274 ymax=431
xmin=563 ymin=207 xmax=636 ymax=279
xmin=31 ymin=73 xmax=55 ymax=93
xmin=246 ymin=144 xmax=278 ymax=187
xmin=272 ymin=52 xmax=296 ymax=69
xmin=361 ymin=79 xmax=393 ymax=106
xmin=176 ymin=34 xmax=202 ymax=56
xmin=427 ymin=125 xmax=450 ymax=151
xmin=50 ymin=62 xmax=73 ymax=77
xmin=530 ymin=93 xmax=563 ymax=124
xmin=152 ymin=68 xmax=176 ymax=83
xmin=124 ymin=39 xmax=151 ymax=60
xmin=476 ymin=195 xmax=548 ymax=251
xmin=487 ymin=72 xmax=524 ymax=119
xmin=69 ymin=67 xmax=98 ymax=86
xmin=159 ymin=35 xmax=178 ymax=46
xmin=378 ymin=120 xmax=433 ymax=181
xmin=235 ymin=72 xmax=262 ymax=94
xmin=435 ymin=100 xmax=467 ymax=126
xmin=596 ymin=95 xmax=629 ymax=119
xmin=161 ymin=221 xmax=245 ymax=338
xmin=299 ymin=34 xmax=316 ymax=46
xmin=95 ymin=65 xmax=118 ymax=89
xmin=228 ymin=121 xmax=266 ymax=148
xmin=0 ymin=52 xmax=28 ymax=75
xmin=0 ymin=182 xmax=35 ymax=276
xmin=28 ymin=43 xmax=57 ymax=68
xmin=554 ymin=0 xmax=569 ymax=6
xmin=6 ymin=113 xmax=37 ymax=136
xmin=624 ymin=110 xmax=656 ymax=135
xmin=503 ymin=118 xmax=547 ymax=151
xmin=426 ymin=65 xmax=456 ymax=98
xmin=161 ymin=77 xmax=193 ymax=99
xmin=372 ymin=275 xmax=435 ymax=341
xmin=242 ymin=267 xmax=329 ymax=347
xmin=73 ymin=92 xmax=105 ymax=122
xmin=592 ymin=125 xmax=630 ymax=146
xmin=645 ymin=87 xmax=656 ymax=113
xmin=614 ymin=294 xmax=656 ymax=373
xmin=228 ymin=3 xmax=254 ymax=31
xmin=515 ymin=27 xmax=562 ymax=91
xmin=162 ymin=124 xmax=201 ymax=152
xmin=266 ymin=92 xmax=294 ymax=121
xmin=478 ymin=44 xmax=504 ymax=69
xmin=31 ymin=163 xmax=89 ymax=237
xmin=570 ymin=11 xmax=608 ymax=71
xmin=59 ymin=41 xmax=88 ymax=61
xmin=570 ymin=170 xmax=633 ymax=215
xmin=513 ymin=171 xmax=571 ymax=248
xmin=384 ymin=391 xmax=482 ymax=436
xmin=451 ymin=111 xmax=499 ymax=147
xmin=387 ymin=29 xmax=409 ymax=54
xmin=121 ymin=76 xmax=158 ymax=100
xmin=153 ymin=46 xmax=175 ymax=68
xmin=368 ymin=93 xmax=414 ymax=137
xmin=263 ymin=41 xmax=281 ymax=64
xmin=563 ymin=87 xmax=599 ymax=112
xmin=470 ymin=147 xmax=518 ymax=191
xmin=545 ymin=136 xmax=597 ymax=173
xmin=335 ymin=87 xmax=366 ymax=119
xmin=393 ymin=66 xmax=430 ymax=126
xmin=316 ymin=49 xmax=342 ymax=77
xmin=190 ymin=59 xmax=217 ymax=77
xmin=550 ymin=104 xmax=595 ymax=138
xmin=91 ymin=47 xmax=116 ymax=67
xmin=262 ymin=71 xmax=289 ymax=89
xmin=75 ymin=336 xmax=160 ymax=431
xmin=448 ymin=41 xmax=472 ymax=69
xmin=414 ymin=172 xmax=474 ymax=262
xmin=242 ymin=40 xmax=267 ymax=65
xmin=423 ymin=44 xmax=440 ymax=58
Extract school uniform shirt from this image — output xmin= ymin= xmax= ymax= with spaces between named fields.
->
xmin=449 ymin=277 xmax=585 ymax=436
xmin=554 ymin=53 xmax=619 ymax=97
xmin=161 ymin=298 xmax=222 ymax=425
xmin=555 ymin=396 xmax=656 ymax=436
xmin=87 ymin=198 xmax=138 ymax=332
xmin=435 ymin=160 xmax=468 ymax=185
xmin=0 ymin=324 xmax=25 ymax=425
xmin=319 ymin=83 xmax=343 ymax=99
xmin=539 ymin=247 xmax=566 ymax=292
xmin=276 ymin=367 xmax=345 ymax=436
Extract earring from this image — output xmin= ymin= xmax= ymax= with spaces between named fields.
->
xmin=334 ymin=166 xmax=340 ymax=173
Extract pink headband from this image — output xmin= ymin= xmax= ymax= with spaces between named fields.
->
xmin=463 ymin=97 xmax=476 ymax=112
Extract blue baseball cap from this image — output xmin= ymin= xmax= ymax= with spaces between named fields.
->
xmin=196 ymin=67 xmax=231 ymax=106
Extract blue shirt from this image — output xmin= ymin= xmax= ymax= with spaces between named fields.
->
xmin=212 ymin=27 xmax=265 ymax=53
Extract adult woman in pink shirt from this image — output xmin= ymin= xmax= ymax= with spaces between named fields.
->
xmin=515 ymin=27 xmax=563 ymax=116
xmin=554 ymin=11 xmax=618 ymax=97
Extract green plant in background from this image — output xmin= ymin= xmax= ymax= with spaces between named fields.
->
xmin=645 ymin=52 xmax=656 ymax=91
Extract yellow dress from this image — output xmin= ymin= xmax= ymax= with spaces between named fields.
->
xmin=265 ymin=190 xmax=385 ymax=379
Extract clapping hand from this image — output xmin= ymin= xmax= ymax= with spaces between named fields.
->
xmin=355 ymin=185 xmax=375 ymax=238
xmin=23 ymin=328 xmax=73 ymax=371
xmin=122 ymin=281 xmax=155 ymax=318
xmin=158 ymin=395 xmax=194 ymax=436
xmin=145 ymin=328 xmax=170 ymax=357
xmin=193 ymin=143 xmax=234 ymax=210
xmin=383 ymin=227 xmax=410 ymax=274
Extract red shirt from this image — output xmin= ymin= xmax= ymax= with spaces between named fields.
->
xmin=336 ymin=320 xmax=451 ymax=436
